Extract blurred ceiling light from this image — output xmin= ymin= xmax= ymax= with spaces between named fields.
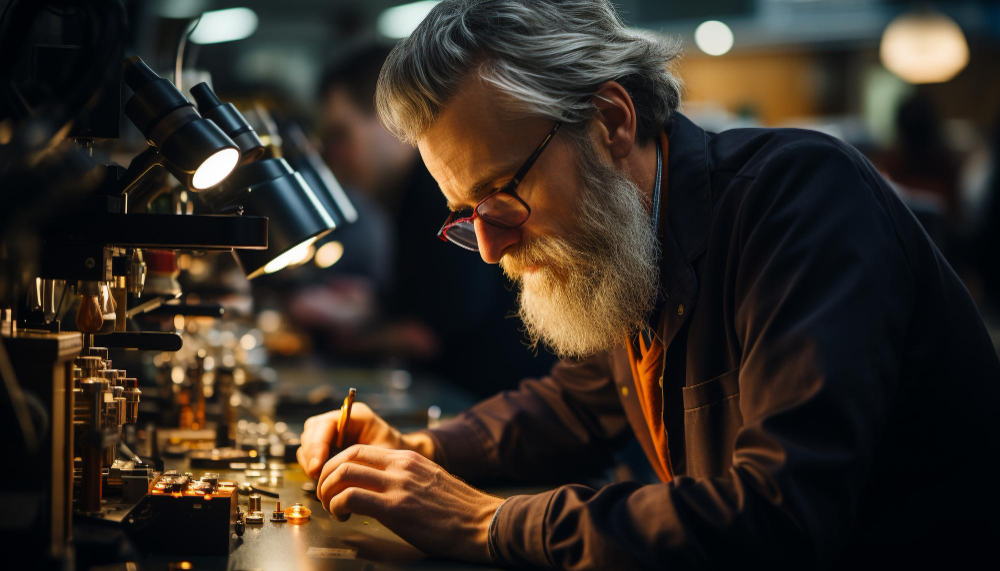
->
xmin=154 ymin=0 xmax=209 ymax=19
xmin=695 ymin=21 xmax=734 ymax=56
xmin=377 ymin=1 xmax=440 ymax=39
xmin=880 ymin=10 xmax=968 ymax=84
xmin=314 ymin=241 xmax=344 ymax=269
xmin=190 ymin=7 xmax=259 ymax=45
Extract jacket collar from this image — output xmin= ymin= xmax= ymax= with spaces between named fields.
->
xmin=663 ymin=111 xmax=712 ymax=267
xmin=655 ymin=112 xmax=711 ymax=349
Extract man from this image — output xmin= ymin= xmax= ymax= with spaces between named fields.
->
xmin=291 ymin=44 xmax=554 ymax=395
xmin=297 ymin=1 xmax=1000 ymax=568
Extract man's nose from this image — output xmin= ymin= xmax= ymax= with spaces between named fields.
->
xmin=474 ymin=217 xmax=520 ymax=264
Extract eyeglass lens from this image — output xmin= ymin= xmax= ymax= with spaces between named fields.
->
xmin=443 ymin=220 xmax=479 ymax=251
xmin=476 ymin=192 xmax=529 ymax=229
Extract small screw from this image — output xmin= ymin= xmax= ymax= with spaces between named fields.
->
xmin=271 ymin=501 xmax=286 ymax=522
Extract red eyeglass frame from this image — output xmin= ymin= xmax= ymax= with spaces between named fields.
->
xmin=437 ymin=121 xmax=562 ymax=250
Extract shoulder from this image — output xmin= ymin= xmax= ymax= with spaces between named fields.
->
xmin=709 ymin=128 xmax=882 ymax=223
xmin=710 ymin=126 xmax=867 ymax=183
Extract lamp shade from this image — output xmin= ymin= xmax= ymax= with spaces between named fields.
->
xmin=207 ymin=158 xmax=336 ymax=278
xmin=190 ymin=82 xmax=266 ymax=165
xmin=283 ymin=123 xmax=359 ymax=228
xmin=123 ymin=56 xmax=240 ymax=190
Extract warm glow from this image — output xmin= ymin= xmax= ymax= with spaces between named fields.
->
xmin=240 ymin=332 xmax=257 ymax=350
xmin=695 ymin=20 xmax=734 ymax=57
xmin=262 ymin=236 xmax=319 ymax=275
xmin=257 ymin=309 xmax=281 ymax=333
xmin=880 ymin=10 xmax=969 ymax=84
xmin=314 ymin=241 xmax=344 ymax=269
xmin=191 ymin=148 xmax=239 ymax=189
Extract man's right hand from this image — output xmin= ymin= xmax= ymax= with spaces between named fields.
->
xmin=296 ymin=402 xmax=435 ymax=479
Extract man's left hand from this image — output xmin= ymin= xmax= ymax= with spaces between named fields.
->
xmin=316 ymin=444 xmax=504 ymax=563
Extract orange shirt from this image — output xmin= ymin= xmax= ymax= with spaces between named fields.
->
xmin=625 ymin=131 xmax=673 ymax=483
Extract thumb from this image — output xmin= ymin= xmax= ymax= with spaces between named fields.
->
xmin=305 ymin=442 xmax=330 ymax=477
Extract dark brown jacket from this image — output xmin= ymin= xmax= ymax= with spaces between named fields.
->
xmin=425 ymin=113 xmax=1000 ymax=569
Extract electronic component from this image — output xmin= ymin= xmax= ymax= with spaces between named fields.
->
xmin=270 ymin=501 xmax=286 ymax=522
xmin=127 ymin=471 xmax=239 ymax=556
xmin=248 ymin=494 xmax=262 ymax=513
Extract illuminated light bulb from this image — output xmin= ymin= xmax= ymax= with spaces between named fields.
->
xmin=695 ymin=20 xmax=734 ymax=56
xmin=192 ymin=148 xmax=240 ymax=189
xmin=262 ymin=237 xmax=320 ymax=275
xmin=880 ymin=10 xmax=969 ymax=84
xmin=314 ymin=241 xmax=344 ymax=269
xmin=377 ymin=1 xmax=440 ymax=39
xmin=189 ymin=8 xmax=259 ymax=45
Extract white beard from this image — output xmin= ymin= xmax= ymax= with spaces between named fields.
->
xmin=500 ymin=135 xmax=660 ymax=359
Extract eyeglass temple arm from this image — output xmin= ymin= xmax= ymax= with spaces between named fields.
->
xmin=508 ymin=122 xmax=561 ymax=188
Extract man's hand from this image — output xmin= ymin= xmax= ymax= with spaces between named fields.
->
xmin=317 ymin=444 xmax=504 ymax=563
xmin=297 ymin=402 xmax=434 ymax=479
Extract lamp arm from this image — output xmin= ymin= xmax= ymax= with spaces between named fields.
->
xmin=118 ymin=146 xmax=167 ymax=210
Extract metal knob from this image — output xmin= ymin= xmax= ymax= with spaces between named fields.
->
xmin=123 ymin=378 xmax=141 ymax=423
xmin=75 ymin=356 xmax=103 ymax=380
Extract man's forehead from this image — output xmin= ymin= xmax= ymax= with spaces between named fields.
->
xmin=417 ymin=79 xmax=543 ymax=208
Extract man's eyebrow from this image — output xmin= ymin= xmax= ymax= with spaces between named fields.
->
xmin=444 ymin=164 xmax=518 ymax=211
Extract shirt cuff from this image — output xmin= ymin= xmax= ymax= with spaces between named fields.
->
xmin=422 ymin=414 xmax=497 ymax=481
xmin=492 ymin=491 xmax=558 ymax=568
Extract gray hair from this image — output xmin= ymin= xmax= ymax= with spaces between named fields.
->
xmin=375 ymin=0 xmax=683 ymax=146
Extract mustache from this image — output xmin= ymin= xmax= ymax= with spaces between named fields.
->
xmin=500 ymin=236 xmax=572 ymax=280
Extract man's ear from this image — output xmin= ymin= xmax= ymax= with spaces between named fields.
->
xmin=590 ymin=81 xmax=638 ymax=162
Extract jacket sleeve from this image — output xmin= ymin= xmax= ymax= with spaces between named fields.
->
xmin=424 ymin=352 xmax=633 ymax=483
xmin=490 ymin=138 xmax=915 ymax=569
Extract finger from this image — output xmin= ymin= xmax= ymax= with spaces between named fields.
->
xmin=318 ymin=444 xmax=394 ymax=487
xmin=328 ymin=487 xmax=385 ymax=522
xmin=296 ymin=445 xmax=306 ymax=470
xmin=300 ymin=410 xmax=340 ymax=477
xmin=317 ymin=461 xmax=388 ymax=507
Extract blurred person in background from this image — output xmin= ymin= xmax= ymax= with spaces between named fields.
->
xmin=288 ymin=44 xmax=555 ymax=396
xmin=881 ymin=94 xmax=961 ymax=215
xmin=296 ymin=1 xmax=999 ymax=568
xmin=876 ymin=93 xmax=962 ymax=246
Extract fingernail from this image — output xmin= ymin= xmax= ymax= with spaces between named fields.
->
xmin=308 ymin=458 xmax=319 ymax=474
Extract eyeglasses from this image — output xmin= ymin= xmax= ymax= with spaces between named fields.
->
xmin=437 ymin=121 xmax=562 ymax=251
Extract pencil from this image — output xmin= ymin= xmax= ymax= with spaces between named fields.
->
xmin=335 ymin=387 xmax=356 ymax=449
